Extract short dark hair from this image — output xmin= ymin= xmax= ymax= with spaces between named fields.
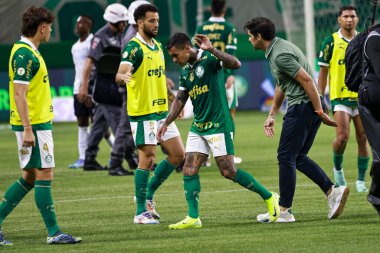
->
xmin=244 ymin=17 xmax=276 ymax=40
xmin=211 ymin=0 xmax=226 ymax=16
xmin=21 ymin=6 xmax=55 ymax=37
xmin=167 ymin=33 xmax=192 ymax=50
xmin=80 ymin=15 xmax=93 ymax=29
xmin=134 ymin=4 xmax=158 ymax=23
xmin=339 ymin=6 xmax=357 ymax=16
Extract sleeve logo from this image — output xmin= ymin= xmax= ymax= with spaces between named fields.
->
xmin=17 ymin=67 xmax=25 ymax=76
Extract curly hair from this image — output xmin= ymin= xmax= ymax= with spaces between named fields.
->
xmin=21 ymin=6 xmax=55 ymax=37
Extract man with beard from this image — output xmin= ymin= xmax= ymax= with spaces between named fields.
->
xmin=115 ymin=4 xmax=185 ymax=224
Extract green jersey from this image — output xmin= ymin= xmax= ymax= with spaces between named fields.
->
xmin=196 ymin=17 xmax=237 ymax=81
xmin=179 ymin=50 xmax=233 ymax=135
xmin=266 ymin=37 xmax=320 ymax=106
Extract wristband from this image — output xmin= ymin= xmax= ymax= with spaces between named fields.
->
xmin=315 ymin=109 xmax=324 ymax=116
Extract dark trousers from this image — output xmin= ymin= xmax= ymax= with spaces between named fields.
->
xmin=358 ymin=104 xmax=380 ymax=201
xmin=278 ymin=100 xmax=334 ymax=208
xmin=109 ymin=90 xmax=137 ymax=168
xmin=86 ymin=103 xmax=121 ymax=159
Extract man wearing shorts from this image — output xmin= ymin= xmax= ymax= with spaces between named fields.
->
xmin=157 ymin=32 xmax=280 ymax=229
xmin=0 ymin=6 xmax=81 ymax=245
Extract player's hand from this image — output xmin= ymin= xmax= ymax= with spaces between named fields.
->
xmin=319 ymin=112 xmax=338 ymax=127
xmin=120 ymin=67 xmax=134 ymax=86
xmin=225 ymin=75 xmax=235 ymax=89
xmin=263 ymin=117 xmax=276 ymax=138
xmin=84 ymin=96 xmax=94 ymax=108
xmin=157 ymin=123 xmax=168 ymax=141
xmin=193 ymin=34 xmax=213 ymax=51
xmin=78 ymin=85 xmax=88 ymax=103
xmin=22 ymin=126 xmax=35 ymax=147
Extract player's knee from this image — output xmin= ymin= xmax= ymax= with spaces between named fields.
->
xmin=220 ymin=167 xmax=236 ymax=180
xmin=335 ymin=135 xmax=349 ymax=147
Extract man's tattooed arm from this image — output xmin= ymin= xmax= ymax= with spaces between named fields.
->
xmin=210 ymin=47 xmax=241 ymax=70
xmin=164 ymin=89 xmax=189 ymax=125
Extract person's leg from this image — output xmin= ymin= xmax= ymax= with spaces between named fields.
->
xmin=352 ymin=114 xmax=370 ymax=192
xmin=332 ymin=109 xmax=352 ymax=186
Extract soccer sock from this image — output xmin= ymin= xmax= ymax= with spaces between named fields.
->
xmin=234 ymin=169 xmax=272 ymax=200
xmin=147 ymin=159 xmax=176 ymax=200
xmin=358 ymin=156 xmax=370 ymax=181
xmin=333 ymin=152 xmax=344 ymax=171
xmin=78 ymin=126 xmax=89 ymax=160
xmin=135 ymin=169 xmax=150 ymax=215
xmin=184 ymin=174 xmax=201 ymax=219
xmin=0 ymin=178 xmax=33 ymax=225
xmin=34 ymin=180 xmax=60 ymax=237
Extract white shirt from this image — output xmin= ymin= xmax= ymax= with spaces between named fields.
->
xmin=71 ymin=34 xmax=93 ymax=94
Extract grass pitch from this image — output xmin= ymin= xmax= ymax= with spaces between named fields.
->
xmin=0 ymin=111 xmax=379 ymax=253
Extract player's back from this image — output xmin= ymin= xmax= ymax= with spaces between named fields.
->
xmin=196 ymin=19 xmax=236 ymax=52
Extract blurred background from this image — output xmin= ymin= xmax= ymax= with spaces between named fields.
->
xmin=0 ymin=0 xmax=378 ymax=122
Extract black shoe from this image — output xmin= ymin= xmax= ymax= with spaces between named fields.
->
xmin=109 ymin=166 xmax=134 ymax=176
xmin=83 ymin=159 xmax=107 ymax=171
xmin=368 ymin=195 xmax=380 ymax=215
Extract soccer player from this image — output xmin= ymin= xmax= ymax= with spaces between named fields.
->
xmin=156 ymin=32 xmax=280 ymax=229
xmin=244 ymin=17 xmax=349 ymax=222
xmin=0 ymin=6 xmax=81 ymax=245
xmin=318 ymin=6 xmax=369 ymax=192
xmin=115 ymin=4 xmax=185 ymax=224
xmin=68 ymin=15 xmax=94 ymax=169
xmin=195 ymin=0 xmax=242 ymax=165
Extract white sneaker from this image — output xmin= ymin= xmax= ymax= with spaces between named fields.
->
xmin=327 ymin=186 xmax=349 ymax=219
xmin=257 ymin=209 xmax=295 ymax=223
xmin=356 ymin=180 xmax=368 ymax=193
xmin=133 ymin=211 xmax=160 ymax=224
xmin=234 ymin=156 xmax=243 ymax=164
xmin=146 ymin=199 xmax=160 ymax=219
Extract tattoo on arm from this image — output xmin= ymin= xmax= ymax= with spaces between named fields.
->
xmin=211 ymin=47 xmax=241 ymax=69
xmin=165 ymin=89 xmax=189 ymax=125
xmin=167 ymin=87 xmax=175 ymax=104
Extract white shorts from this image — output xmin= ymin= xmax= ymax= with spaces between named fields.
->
xmin=185 ymin=132 xmax=235 ymax=157
xmin=333 ymin=104 xmax=359 ymax=117
xmin=130 ymin=119 xmax=180 ymax=146
xmin=15 ymin=130 xmax=55 ymax=169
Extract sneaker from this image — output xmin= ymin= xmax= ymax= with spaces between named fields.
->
xmin=108 ymin=166 xmax=134 ymax=176
xmin=134 ymin=211 xmax=160 ymax=224
xmin=257 ymin=209 xmax=295 ymax=223
xmin=356 ymin=180 xmax=368 ymax=193
xmin=234 ymin=156 xmax=243 ymax=164
xmin=327 ymin=186 xmax=349 ymax=219
xmin=68 ymin=159 xmax=84 ymax=169
xmin=334 ymin=168 xmax=347 ymax=186
xmin=47 ymin=233 xmax=82 ymax=244
xmin=264 ymin=192 xmax=280 ymax=222
xmin=146 ymin=200 xmax=160 ymax=219
xmin=0 ymin=230 xmax=13 ymax=246
xmin=169 ymin=216 xmax=202 ymax=229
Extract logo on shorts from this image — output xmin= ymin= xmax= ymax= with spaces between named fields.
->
xmin=19 ymin=148 xmax=30 ymax=156
xmin=195 ymin=66 xmax=204 ymax=78
xmin=149 ymin=132 xmax=156 ymax=141
xmin=45 ymin=154 xmax=53 ymax=164
xmin=17 ymin=67 xmax=25 ymax=76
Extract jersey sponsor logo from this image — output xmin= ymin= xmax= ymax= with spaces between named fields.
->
xmin=195 ymin=66 xmax=204 ymax=78
xmin=43 ymin=75 xmax=48 ymax=83
xmin=152 ymin=98 xmax=166 ymax=106
xmin=17 ymin=67 xmax=25 ymax=76
xmin=188 ymin=84 xmax=209 ymax=100
xmin=26 ymin=60 xmax=32 ymax=79
xmin=129 ymin=47 xmax=138 ymax=61
xmin=148 ymin=66 xmax=164 ymax=78
xmin=203 ymin=23 xmax=225 ymax=32
xmin=193 ymin=121 xmax=214 ymax=130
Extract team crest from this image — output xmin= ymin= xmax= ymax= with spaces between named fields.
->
xmin=195 ymin=66 xmax=204 ymax=78
xmin=189 ymin=72 xmax=194 ymax=82
xmin=17 ymin=67 xmax=25 ymax=76
xmin=149 ymin=132 xmax=156 ymax=141
xmin=45 ymin=154 xmax=53 ymax=164
xmin=122 ymin=51 xmax=128 ymax=59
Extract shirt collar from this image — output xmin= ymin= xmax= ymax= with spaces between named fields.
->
xmin=208 ymin=17 xmax=225 ymax=22
xmin=265 ymin=37 xmax=279 ymax=58
xmin=136 ymin=32 xmax=155 ymax=49
xmin=338 ymin=29 xmax=358 ymax=42
xmin=20 ymin=36 xmax=37 ymax=51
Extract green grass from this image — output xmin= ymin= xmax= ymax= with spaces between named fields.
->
xmin=0 ymin=111 xmax=379 ymax=253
